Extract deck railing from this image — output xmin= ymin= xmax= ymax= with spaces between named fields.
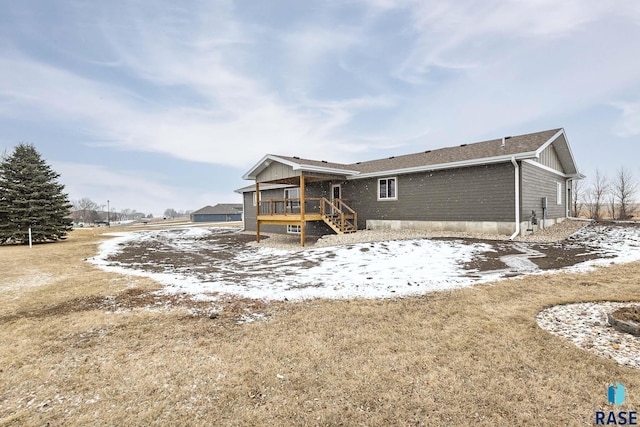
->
xmin=258 ymin=197 xmax=357 ymax=233
xmin=320 ymin=198 xmax=357 ymax=232
xmin=258 ymin=197 xmax=322 ymax=216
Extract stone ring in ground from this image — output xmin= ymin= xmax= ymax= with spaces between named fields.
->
xmin=536 ymin=302 xmax=640 ymax=369
xmin=608 ymin=306 xmax=640 ymax=337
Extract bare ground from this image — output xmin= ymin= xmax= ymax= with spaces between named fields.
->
xmin=1 ymin=225 xmax=640 ymax=426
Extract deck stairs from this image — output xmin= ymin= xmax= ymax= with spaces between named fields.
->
xmin=321 ymin=198 xmax=357 ymax=234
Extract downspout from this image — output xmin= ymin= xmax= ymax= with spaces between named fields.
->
xmin=565 ymin=178 xmax=571 ymax=218
xmin=509 ymin=157 xmax=520 ymax=240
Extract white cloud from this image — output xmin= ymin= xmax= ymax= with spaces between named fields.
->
xmin=380 ymin=1 xmax=632 ymax=84
xmin=2 ymin=0 xmax=640 ymax=179
xmin=52 ymin=161 xmax=239 ymax=215
xmin=281 ymin=26 xmax=360 ymax=68
xmin=611 ymin=102 xmax=640 ymax=137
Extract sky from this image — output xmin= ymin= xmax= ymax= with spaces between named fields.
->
xmin=1 ymin=1 xmax=640 ymax=216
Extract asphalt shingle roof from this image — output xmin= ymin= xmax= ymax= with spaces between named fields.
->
xmin=192 ymin=204 xmax=243 ymax=215
xmin=275 ymin=128 xmax=561 ymax=175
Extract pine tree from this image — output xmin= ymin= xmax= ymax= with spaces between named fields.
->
xmin=0 ymin=143 xmax=73 ymax=245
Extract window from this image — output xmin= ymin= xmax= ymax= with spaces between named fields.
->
xmin=378 ymin=177 xmax=397 ymax=200
xmin=284 ymin=187 xmax=300 ymax=213
xmin=252 ymin=191 xmax=262 ymax=207
xmin=287 ymin=225 xmax=301 ymax=234
xmin=557 ymin=182 xmax=562 ymax=205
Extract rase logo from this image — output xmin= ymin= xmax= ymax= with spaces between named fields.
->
xmin=595 ymin=382 xmax=637 ymax=425
xmin=610 ymin=383 xmax=626 ymax=406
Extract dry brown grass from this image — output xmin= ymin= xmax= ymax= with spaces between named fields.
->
xmin=1 ymin=227 xmax=640 ymax=426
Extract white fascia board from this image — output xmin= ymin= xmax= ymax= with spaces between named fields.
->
xmin=535 ymin=128 xmax=579 ymax=175
xmin=522 ymin=159 xmax=573 ymax=178
xmin=234 ymin=183 xmax=296 ymax=193
xmin=294 ymin=164 xmax=360 ymax=176
xmin=535 ymin=129 xmax=565 ymax=155
xmin=242 ymin=154 xmax=358 ymax=180
xmin=347 ymin=152 xmax=539 ymax=180
xmin=242 ymin=155 xmax=302 ymax=180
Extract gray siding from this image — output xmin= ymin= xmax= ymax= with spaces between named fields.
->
xmin=243 ymin=162 xmax=571 ymax=235
xmin=342 ymin=163 xmax=516 ymax=229
xmin=520 ymin=161 xmax=566 ymax=220
xmin=537 ymin=144 xmax=564 ymax=173
xmin=192 ymin=213 xmax=241 ymax=222
xmin=256 ymin=163 xmax=300 ymax=183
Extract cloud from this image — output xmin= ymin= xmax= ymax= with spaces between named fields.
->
xmin=0 ymin=0 xmax=403 ymax=168
xmin=385 ymin=1 xmax=624 ymax=84
xmin=52 ymin=161 xmax=238 ymax=215
xmin=2 ymin=0 xmax=640 ymax=174
xmin=612 ymin=102 xmax=640 ymax=137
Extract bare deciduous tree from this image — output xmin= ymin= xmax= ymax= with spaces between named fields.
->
xmin=572 ymin=179 xmax=585 ymax=217
xmin=611 ymin=166 xmax=638 ymax=220
xmin=585 ymin=170 xmax=608 ymax=221
xmin=72 ymin=198 xmax=100 ymax=223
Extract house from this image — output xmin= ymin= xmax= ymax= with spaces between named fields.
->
xmin=236 ymin=128 xmax=583 ymax=246
xmin=190 ymin=203 xmax=243 ymax=223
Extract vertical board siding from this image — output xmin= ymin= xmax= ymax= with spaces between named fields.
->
xmin=256 ymin=163 xmax=300 ymax=183
xmin=342 ymin=163 xmax=516 ymax=229
xmin=537 ymin=144 xmax=564 ymax=173
xmin=520 ymin=161 xmax=566 ymax=219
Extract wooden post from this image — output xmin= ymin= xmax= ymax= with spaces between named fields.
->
xmin=300 ymin=175 xmax=306 ymax=247
xmin=255 ymin=182 xmax=260 ymax=243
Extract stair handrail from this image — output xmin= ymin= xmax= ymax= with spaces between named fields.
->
xmin=334 ymin=199 xmax=357 ymax=230
xmin=320 ymin=198 xmax=357 ymax=232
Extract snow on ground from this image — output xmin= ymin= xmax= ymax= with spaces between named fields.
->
xmin=89 ymin=224 xmax=640 ymax=301
xmin=564 ymin=224 xmax=640 ymax=269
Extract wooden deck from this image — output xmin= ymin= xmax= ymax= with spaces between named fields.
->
xmin=256 ymin=214 xmax=324 ymax=224
xmin=254 ymin=177 xmax=357 ymax=246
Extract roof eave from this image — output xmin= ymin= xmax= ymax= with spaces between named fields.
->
xmin=295 ymin=165 xmax=360 ymax=176
xmin=535 ymin=128 xmax=579 ymax=175
xmin=348 ymin=151 xmax=539 ymax=180
xmin=242 ymin=154 xmax=301 ymax=180
xmin=242 ymin=154 xmax=359 ymax=181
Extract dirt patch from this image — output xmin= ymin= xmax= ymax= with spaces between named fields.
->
xmin=455 ymin=237 xmax=604 ymax=276
xmin=96 ymin=223 xmax=638 ymax=295
xmin=0 ymin=287 xmax=275 ymax=325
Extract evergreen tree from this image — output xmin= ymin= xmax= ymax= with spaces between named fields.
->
xmin=0 ymin=143 xmax=73 ymax=244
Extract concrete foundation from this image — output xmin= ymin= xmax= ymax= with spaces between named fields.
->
xmin=520 ymin=216 xmax=566 ymax=236
xmin=366 ymin=219 xmax=516 ymax=236
xmin=367 ymin=217 xmax=567 ymax=237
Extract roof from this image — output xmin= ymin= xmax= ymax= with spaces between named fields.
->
xmin=192 ymin=203 xmax=243 ymax=215
xmin=349 ymin=128 xmax=562 ymax=175
xmin=241 ymin=128 xmax=581 ymax=184
xmin=234 ymin=183 xmax=296 ymax=194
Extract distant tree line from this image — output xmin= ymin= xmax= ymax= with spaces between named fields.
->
xmin=573 ymin=166 xmax=638 ymax=220
xmin=163 ymin=208 xmax=192 ymax=219
xmin=71 ymin=198 xmax=152 ymax=225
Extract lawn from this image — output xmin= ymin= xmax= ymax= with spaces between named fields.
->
xmin=1 ymin=225 xmax=639 ymax=426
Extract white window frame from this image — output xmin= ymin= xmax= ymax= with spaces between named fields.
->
xmin=252 ymin=191 xmax=262 ymax=207
xmin=284 ymin=187 xmax=300 ymax=212
xmin=556 ymin=182 xmax=562 ymax=205
xmin=287 ymin=224 xmax=301 ymax=234
xmin=378 ymin=177 xmax=398 ymax=201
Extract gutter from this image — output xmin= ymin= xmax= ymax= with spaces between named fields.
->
xmin=509 ymin=157 xmax=520 ymax=240
xmin=348 ymin=151 xmax=539 ymax=180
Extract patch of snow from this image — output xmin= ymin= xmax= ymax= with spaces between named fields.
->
xmin=89 ymin=224 xmax=640 ymax=302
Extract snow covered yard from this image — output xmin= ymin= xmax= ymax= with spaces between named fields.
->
xmin=89 ymin=223 xmax=640 ymax=301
